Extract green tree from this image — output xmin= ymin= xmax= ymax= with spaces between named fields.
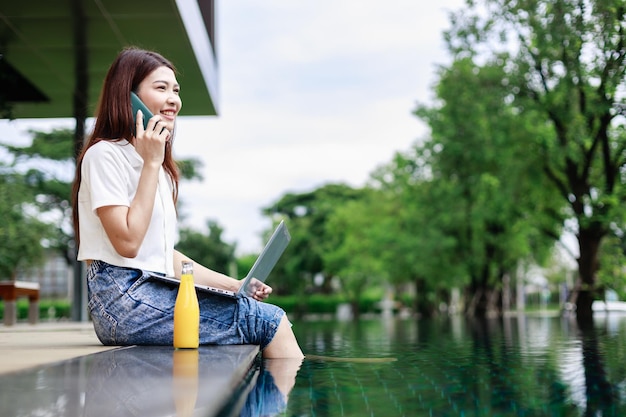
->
xmin=445 ymin=0 xmax=626 ymax=321
xmin=0 ymin=171 xmax=52 ymax=279
xmin=322 ymin=189 xmax=388 ymax=317
xmin=596 ymin=234 xmax=626 ymax=300
xmin=175 ymin=220 xmax=236 ymax=275
xmin=370 ymin=151 xmax=468 ymax=316
xmin=5 ymin=128 xmax=76 ymax=260
xmin=263 ymin=183 xmax=366 ymax=296
xmin=415 ymin=57 xmax=562 ymax=316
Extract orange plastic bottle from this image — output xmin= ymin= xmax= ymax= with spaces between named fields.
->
xmin=173 ymin=260 xmax=200 ymax=349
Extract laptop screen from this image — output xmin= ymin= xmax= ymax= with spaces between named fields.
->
xmin=238 ymin=220 xmax=291 ymax=295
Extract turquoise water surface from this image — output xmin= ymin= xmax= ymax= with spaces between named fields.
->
xmin=270 ymin=314 xmax=626 ymax=416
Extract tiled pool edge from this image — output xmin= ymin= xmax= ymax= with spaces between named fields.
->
xmin=0 ymin=341 xmax=260 ymax=416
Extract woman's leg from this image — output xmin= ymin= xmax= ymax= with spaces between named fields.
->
xmin=262 ymin=315 xmax=304 ymax=359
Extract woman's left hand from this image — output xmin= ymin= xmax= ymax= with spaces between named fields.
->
xmin=246 ymin=278 xmax=273 ymax=301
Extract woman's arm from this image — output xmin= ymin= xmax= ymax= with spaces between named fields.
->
xmin=173 ymin=250 xmax=272 ymax=301
xmin=174 ymin=250 xmax=240 ymax=291
xmin=97 ymin=162 xmax=160 ymax=258
xmin=97 ymin=112 xmax=170 ymax=258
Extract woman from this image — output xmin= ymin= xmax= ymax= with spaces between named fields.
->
xmin=71 ymin=47 xmax=303 ymax=358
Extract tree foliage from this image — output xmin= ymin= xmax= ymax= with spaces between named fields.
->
xmin=0 ymin=171 xmax=52 ymax=279
xmin=370 ymin=151 xmax=472 ymax=315
xmin=414 ymin=56 xmax=564 ymax=315
xmin=263 ymin=183 xmax=367 ymax=296
xmin=175 ymin=220 xmax=236 ymax=275
xmin=321 ymin=189 xmax=389 ymax=314
xmin=443 ymin=0 xmax=626 ymax=320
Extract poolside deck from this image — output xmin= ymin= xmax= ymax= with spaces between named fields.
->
xmin=0 ymin=322 xmax=260 ymax=416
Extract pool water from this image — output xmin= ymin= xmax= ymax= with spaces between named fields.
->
xmin=270 ymin=314 xmax=626 ymax=416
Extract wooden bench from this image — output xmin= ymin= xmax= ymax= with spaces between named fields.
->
xmin=0 ymin=281 xmax=40 ymax=326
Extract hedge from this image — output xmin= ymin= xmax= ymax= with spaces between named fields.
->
xmin=267 ymin=292 xmax=388 ymax=315
xmin=0 ymin=291 xmax=398 ymax=322
xmin=0 ymin=299 xmax=71 ymax=321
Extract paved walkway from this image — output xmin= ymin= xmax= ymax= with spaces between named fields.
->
xmin=0 ymin=321 xmax=115 ymax=374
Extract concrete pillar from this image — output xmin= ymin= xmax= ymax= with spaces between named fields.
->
xmin=3 ymin=301 xmax=16 ymax=326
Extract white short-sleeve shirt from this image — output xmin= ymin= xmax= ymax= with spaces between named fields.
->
xmin=77 ymin=139 xmax=177 ymax=276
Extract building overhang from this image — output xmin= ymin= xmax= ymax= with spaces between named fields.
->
xmin=0 ymin=0 xmax=218 ymax=119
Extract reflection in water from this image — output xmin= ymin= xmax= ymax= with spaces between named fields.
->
xmin=578 ymin=320 xmax=617 ymax=415
xmin=285 ymin=315 xmax=626 ymax=416
xmin=237 ymin=358 xmax=302 ymax=416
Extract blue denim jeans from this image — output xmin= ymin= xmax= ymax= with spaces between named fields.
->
xmin=86 ymin=260 xmax=284 ymax=348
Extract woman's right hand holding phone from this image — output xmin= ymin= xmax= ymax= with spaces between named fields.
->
xmin=134 ymin=109 xmax=170 ymax=167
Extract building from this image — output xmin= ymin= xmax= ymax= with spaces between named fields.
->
xmin=1 ymin=0 xmax=220 ymax=318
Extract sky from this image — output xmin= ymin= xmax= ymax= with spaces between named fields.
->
xmin=0 ymin=0 xmax=466 ymax=255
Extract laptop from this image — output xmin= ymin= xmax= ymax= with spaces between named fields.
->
xmin=149 ymin=221 xmax=291 ymax=298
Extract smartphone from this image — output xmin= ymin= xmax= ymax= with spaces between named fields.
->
xmin=131 ymin=91 xmax=153 ymax=134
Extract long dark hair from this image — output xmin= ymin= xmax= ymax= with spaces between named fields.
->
xmin=71 ymin=46 xmax=180 ymax=247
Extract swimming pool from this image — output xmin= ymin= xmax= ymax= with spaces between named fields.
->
xmin=255 ymin=314 xmax=626 ymax=416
